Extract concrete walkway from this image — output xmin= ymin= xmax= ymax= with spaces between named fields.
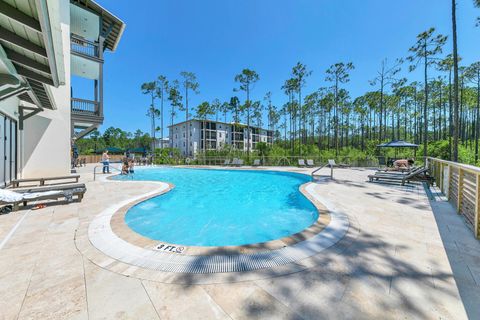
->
xmin=0 ymin=165 xmax=478 ymax=319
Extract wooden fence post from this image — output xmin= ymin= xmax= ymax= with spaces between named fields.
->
xmin=440 ymin=162 xmax=444 ymax=193
xmin=476 ymin=174 xmax=480 ymax=239
xmin=458 ymin=168 xmax=463 ymax=215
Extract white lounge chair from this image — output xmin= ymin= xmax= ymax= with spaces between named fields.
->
xmin=0 ymin=184 xmax=86 ymax=211
xmin=224 ymin=159 xmax=231 ymax=166
xmin=306 ymin=159 xmax=314 ymax=167
xmin=231 ymin=158 xmax=239 ymax=166
xmin=253 ymin=159 xmax=261 ymax=166
xmin=237 ymin=159 xmax=244 ymax=166
xmin=298 ymin=159 xmax=306 ymax=167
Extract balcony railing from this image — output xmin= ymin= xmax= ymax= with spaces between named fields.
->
xmin=70 ymin=34 xmax=100 ymax=59
xmin=71 ymin=97 xmax=99 ymax=115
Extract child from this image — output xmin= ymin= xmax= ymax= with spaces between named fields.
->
xmin=128 ymin=159 xmax=135 ymax=174
xmin=121 ymin=158 xmax=129 ymax=175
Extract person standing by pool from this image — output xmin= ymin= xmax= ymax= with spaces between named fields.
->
xmin=102 ymin=150 xmax=110 ymax=174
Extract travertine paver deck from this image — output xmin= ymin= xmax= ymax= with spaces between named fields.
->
xmin=0 ymin=164 xmax=478 ymax=319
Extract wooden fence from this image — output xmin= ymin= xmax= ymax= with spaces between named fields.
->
xmin=427 ymin=157 xmax=480 ymax=238
xmin=79 ymin=155 xmax=125 ymax=163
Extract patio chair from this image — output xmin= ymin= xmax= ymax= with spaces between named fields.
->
xmin=224 ymin=159 xmax=231 ymax=166
xmin=298 ymin=159 xmax=306 ymax=167
xmin=237 ymin=159 xmax=244 ymax=167
xmin=1 ymin=183 xmax=86 ymax=211
xmin=306 ymin=159 xmax=314 ymax=167
xmin=328 ymin=159 xmax=349 ymax=168
xmin=253 ymin=159 xmax=261 ymax=166
xmin=231 ymin=158 xmax=239 ymax=166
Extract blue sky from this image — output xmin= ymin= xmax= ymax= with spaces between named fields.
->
xmin=90 ymin=0 xmax=480 ymax=137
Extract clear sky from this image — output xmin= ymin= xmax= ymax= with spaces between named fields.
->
xmin=90 ymin=0 xmax=480 ymax=137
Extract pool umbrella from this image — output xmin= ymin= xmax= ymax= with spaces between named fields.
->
xmin=377 ymin=140 xmax=419 ymax=148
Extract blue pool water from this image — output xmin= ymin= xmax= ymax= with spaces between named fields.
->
xmin=114 ymin=168 xmax=318 ymax=247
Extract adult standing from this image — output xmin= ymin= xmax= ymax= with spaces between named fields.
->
xmin=102 ymin=150 xmax=110 ymax=174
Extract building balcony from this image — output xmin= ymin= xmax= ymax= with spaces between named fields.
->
xmin=71 ymin=97 xmax=100 ymax=115
xmin=71 ymin=97 xmax=103 ymax=139
xmin=70 ymin=34 xmax=102 ymax=61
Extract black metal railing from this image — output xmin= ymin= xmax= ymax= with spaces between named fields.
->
xmin=71 ymin=97 xmax=99 ymax=115
xmin=70 ymin=34 xmax=100 ymax=59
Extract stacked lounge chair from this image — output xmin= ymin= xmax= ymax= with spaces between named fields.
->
xmin=368 ymin=166 xmax=433 ymax=186
xmin=0 ymin=183 xmax=87 ymax=211
xmin=253 ymin=159 xmax=261 ymax=166
xmin=306 ymin=159 xmax=315 ymax=167
xmin=298 ymin=159 xmax=306 ymax=167
xmin=223 ymin=159 xmax=231 ymax=166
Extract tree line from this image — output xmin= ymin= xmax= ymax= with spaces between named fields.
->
xmin=90 ymin=1 xmax=477 ymax=164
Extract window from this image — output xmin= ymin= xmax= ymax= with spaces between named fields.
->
xmin=219 ymin=132 xmax=222 ymax=138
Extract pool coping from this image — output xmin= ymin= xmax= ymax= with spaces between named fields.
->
xmin=109 ymin=176 xmax=331 ymax=255
xmin=86 ymin=167 xmax=350 ymax=274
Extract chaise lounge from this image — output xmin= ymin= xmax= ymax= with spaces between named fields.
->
xmin=0 ymin=183 xmax=87 ymax=211
xmin=368 ymin=166 xmax=433 ymax=186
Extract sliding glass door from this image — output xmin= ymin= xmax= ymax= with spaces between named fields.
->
xmin=0 ymin=113 xmax=17 ymax=187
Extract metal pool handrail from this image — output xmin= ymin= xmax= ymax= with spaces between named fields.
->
xmin=93 ymin=162 xmax=124 ymax=181
xmin=311 ymin=163 xmax=334 ymax=179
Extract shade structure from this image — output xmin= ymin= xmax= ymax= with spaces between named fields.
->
xmin=377 ymin=140 xmax=419 ymax=148
xmin=95 ymin=147 xmax=124 ymax=154
xmin=129 ymin=147 xmax=148 ymax=153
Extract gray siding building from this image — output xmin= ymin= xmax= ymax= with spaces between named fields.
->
xmin=169 ymin=120 xmax=273 ymax=156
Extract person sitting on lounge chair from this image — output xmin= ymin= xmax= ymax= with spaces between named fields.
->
xmin=392 ymin=159 xmax=414 ymax=170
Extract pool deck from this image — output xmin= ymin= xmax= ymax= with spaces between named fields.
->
xmin=0 ymin=165 xmax=479 ymax=319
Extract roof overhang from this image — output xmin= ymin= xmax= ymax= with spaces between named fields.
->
xmin=70 ymin=0 xmax=125 ymax=52
xmin=0 ymin=0 xmax=65 ymax=109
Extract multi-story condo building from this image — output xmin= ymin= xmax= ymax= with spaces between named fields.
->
xmin=169 ymin=119 xmax=273 ymax=156
xmin=0 ymin=0 xmax=124 ymax=186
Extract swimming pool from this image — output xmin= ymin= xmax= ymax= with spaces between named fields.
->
xmin=114 ymin=168 xmax=318 ymax=247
